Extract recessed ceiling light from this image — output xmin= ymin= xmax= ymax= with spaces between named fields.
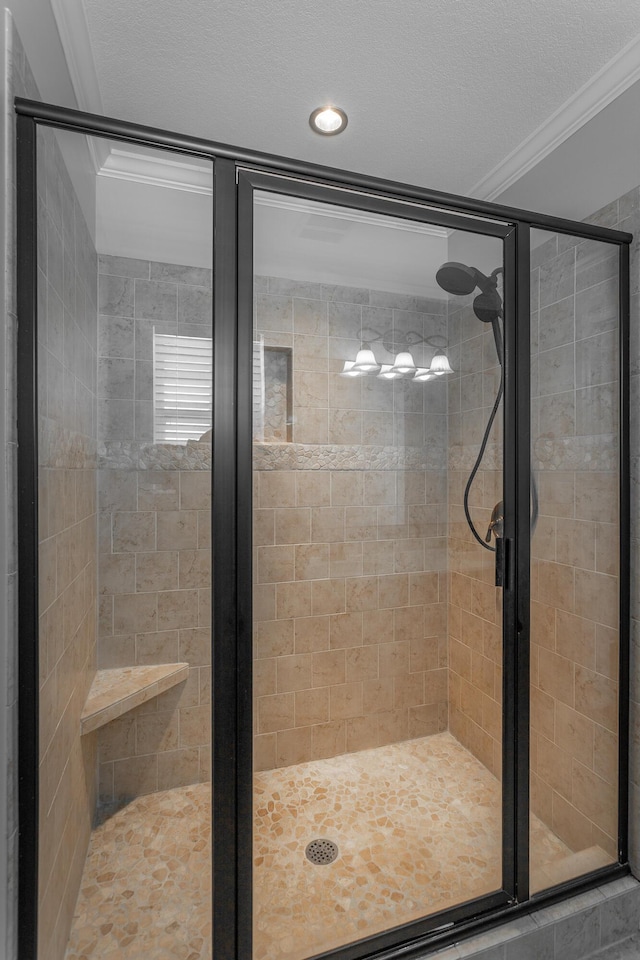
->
xmin=309 ymin=106 xmax=348 ymax=136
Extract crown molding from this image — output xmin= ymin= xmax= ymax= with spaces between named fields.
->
xmin=50 ymin=0 xmax=103 ymax=114
xmin=470 ymin=31 xmax=640 ymax=202
xmin=98 ymin=148 xmax=213 ymax=194
xmin=254 ymin=194 xmax=449 ymax=238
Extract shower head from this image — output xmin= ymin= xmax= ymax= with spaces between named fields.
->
xmin=435 ymin=261 xmax=479 ymax=297
xmin=436 ymin=260 xmax=503 ymax=325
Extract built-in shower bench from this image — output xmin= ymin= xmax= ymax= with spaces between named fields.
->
xmin=80 ymin=663 xmax=189 ymax=734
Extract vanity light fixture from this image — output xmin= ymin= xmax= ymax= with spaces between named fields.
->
xmin=429 ymin=349 xmax=454 ymax=375
xmin=309 ymin=106 xmax=349 ymax=136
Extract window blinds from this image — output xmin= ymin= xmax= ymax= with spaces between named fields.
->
xmin=153 ymin=331 xmax=213 ymax=444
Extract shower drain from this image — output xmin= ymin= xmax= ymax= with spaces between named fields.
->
xmin=305 ymin=838 xmax=339 ymax=865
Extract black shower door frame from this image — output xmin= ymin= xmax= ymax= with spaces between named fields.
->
xmin=14 ymin=98 xmax=632 ymax=960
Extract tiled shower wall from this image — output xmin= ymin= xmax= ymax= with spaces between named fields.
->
xmin=96 ymin=256 xmax=212 ymax=802
xmin=529 ymin=230 xmax=621 ymax=857
xmin=253 ymin=276 xmax=449 ymax=770
xmin=446 ymin=296 xmax=503 ymax=779
xmin=36 ymin=125 xmax=98 ymax=960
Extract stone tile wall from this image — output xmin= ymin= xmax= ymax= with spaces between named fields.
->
xmin=0 ymin=14 xmax=39 ymax=956
xmin=252 ymin=276 xmax=450 ymax=770
xmin=36 ymin=124 xmax=98 ymax=960
xmin=96 ymin=256 xmax=212 ymax=802
xmin=529 ymin=228 xmax=621 ymax=859
xmin=446 ymin=294 xmax=504 ymax=779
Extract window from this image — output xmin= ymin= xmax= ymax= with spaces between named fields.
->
xmin=153 ymin=331 xmax=212 ymax=444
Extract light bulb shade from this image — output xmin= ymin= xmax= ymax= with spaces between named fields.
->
xmin=340 ymin=360 xmax=364 ymax=377
xmin=390 ymin=351 xmax=416 ymax=374
xmin=352 ymin=348 xmax=380 ymax=373
xmin=378 ymin=364 xmax=403 ymax=380
xmin=429 ymin=350 xmax=453 ymax=375
xmin=413 ymin=368 xmax=435 ymax=381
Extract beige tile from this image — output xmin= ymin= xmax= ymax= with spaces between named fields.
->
xmin=329 ymin=682 xmax=362 ymax=720
xmin=574 ymin=666 xmax=617 ymax=731
xmin=378 ymin=574 xmax=409 ymax=608
xmin=294 ymin=543 xmax=329 ymax=580
xmin=311 ymin=720 xmax=346 ymax=759
xmin=275 ymin=580 xmax=312 ymax=619
xmin=254 ymin=733 xmax=276 ymax=771
xmin=378 ymin=640 xmax=410 ymax=677
xmin=254 ymin=509 xmax=275 ymax=546
xmin=362 ymin=608 xmax=394 ymax=644
xmin=135 ymin=551 xmax=178 ymax=592
xmin=295 ymin=471 xmax=330 ymax=507
xmin=257 ymin=619 xmax=294 ymax=659
xmin=345 ymin=575 xmax=378 ymax=611
xmin=259 ymin=471 xmax=296 ymax=508
xmin=275 ymin=508 xmax=311 ymax=545
xmin=293 ymin=615 xmax=330 ymax=653
xmin=537 ymin=647 xmax=574 ymax=707
xmin=277 ymin=654 xmax=312 ymax=693
xmin=112 ymin=754 xmax=158 ymax=799
xmin=113 ymin=592 xmax=157 ymax=634
xmin=112 ymin=512 xmax=156 ymax=553
xmin=311 ymin=578 xmax=345 ymax=616
xmin=254 ymin=583 xmax=276 ymax=621
xmin=331 ymin=472 xmax=363 ymax=506
xmin=361 ymin=540 xmax=395 ymax=575
xmin=178 ymin=627 xmax=210 ymax=666
xmin=393 ymin=606 xmax=423 ymax=642
xmin=157 ymin=747 xmax=200 ymax=790
xmin=136 ymin=711 xmax=179 ymax=755
xmin=294 ymin=406 xmax=329 ymax=444
xmin=180 ymin=470 xmax=211 ymax=510
xmin=276 ymin=727 xmax=312 ymax=766
xmin=555 ymin=702 xmax=594 ymax=768
xmin=295 ymin=687 xmax=330 ymax=726
xmin=99 ymin=553 xmax=135 ymax=596
xmin=135 ymin=629 xmax=179 ymax=664
xmin=156 ymin=510 xmax=198 ymax=550
xmin=345 ymin=646 xmax=378 ymax=682
xmin=311 ymin=507 xmax=345 ymax=543
xmin=175 ymin=547 xmax=210 ymax=590
xmin=593 ymin=723 xmax=618 ymax=784
xmin=346 ymin=715 xmax=378 ymax=752
xmin=574 ymin=569 xmax=618 ymax=628
xmin=571 ymin=759 xmax=617 ymax=839
xmin=258 ymin=693 xmax=295 ymax=734
xmin=329 ymin=612 xmax=363 ymax=649
xmin=344 ymin=506 xmax=377 ymax=541
xmin=555 ymin=610 xmax=596 ymax=667
xmin=312 ymin=650 xmax=346 ymax=687
xmin=330 ymin=542 xmax=363 ymax=579
xmin=137 ymin=471 xmax=180 ymax=511
xmin=257 ymin=544 xmax=295 ymax=583
xmin=157 ymin=589 xmax=199 ymax=630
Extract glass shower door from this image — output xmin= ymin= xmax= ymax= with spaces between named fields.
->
xmin=240 ymin=172 xmax=516 ymax=960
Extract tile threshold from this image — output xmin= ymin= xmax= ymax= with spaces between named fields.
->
xmin=80 ymin=663 xmax=189 ymax=735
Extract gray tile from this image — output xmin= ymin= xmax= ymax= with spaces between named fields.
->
xmin=150 ymin=261 xmax=212 ymax=286
xmin=539 ymin=296 xmax=574 ymax=352
xmin=256 ymin=294 xmax=293 ymax=333
xmin=99 ymin=315 xmax=135 ymax=360
xmin=537 ymin=343 xmax=574 ymax=397
xmin=575 ymin=277 xmax=619 ymax=340
xmin=99 ymin=399 xmax=135 ymax=442
xmin=135 ymin=360 xmax=154 ymax=403
xmin=268 ymin=276 xmax=323 ymax=299
xmin=322 ymin=282 xmax=370 ymax=305
xmin=135 ymin=279 xmax=177 ymax=322
xmin=575 ymin=384 xmax=617 ymax=436
xmin=553 ymin=905 xmax=600 ymax=960
xmin=539 ymin=247 xmax=576 ymax=308
xmin=576 ymin=330 xmax=618 ymax=389
xmin=99 ymin=254 xmax=150 ymax=279
xmin=328 ymin=301 xmax=362 ymax=339
xmin=178 ymin=284 xmax=212 ymax=325
xmin=504 ymin=925 xmax=554 ymax=960
xmin=99 ymin=275 xmax=135 ymax=318
xmin=98 ymin=357 xmax=135 ymax=400
xmin=600 ymin=887 xmax=640 ymax=944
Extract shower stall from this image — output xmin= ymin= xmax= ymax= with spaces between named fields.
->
xmin=16 ymin=99 xmax=630 ymax=960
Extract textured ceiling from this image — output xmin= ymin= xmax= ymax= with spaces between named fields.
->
xmin=81 ymin=0 xmax=640 ymax=196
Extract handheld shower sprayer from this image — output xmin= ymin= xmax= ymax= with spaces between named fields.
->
xmin=435 ymin=260 xmax=537 ymax=558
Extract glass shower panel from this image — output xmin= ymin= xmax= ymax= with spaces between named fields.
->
xmin=36 ymin=128 xmax=213 ymax=959
xmin=529 ymin=228 xmax=620 ymax=892
xmin=251 ymin=191 xmax=506 ymax=960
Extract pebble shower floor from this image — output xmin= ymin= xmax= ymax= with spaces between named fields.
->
xmin=65 ymin=732 xmax=579 ymax=960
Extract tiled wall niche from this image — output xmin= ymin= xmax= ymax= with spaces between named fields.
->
xmin=529 ymin=230 xmax=621 ymax=859
xmin=36 ymin=124 xmax=98 ymax=960
xmin=252 ymin=276 xmax=450 ymax=770
xmin=96 ymin=256 xmax=212 ymax=803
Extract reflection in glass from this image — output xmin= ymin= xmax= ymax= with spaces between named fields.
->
xmin=529 ymin=229 xmax=619 ymax=892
